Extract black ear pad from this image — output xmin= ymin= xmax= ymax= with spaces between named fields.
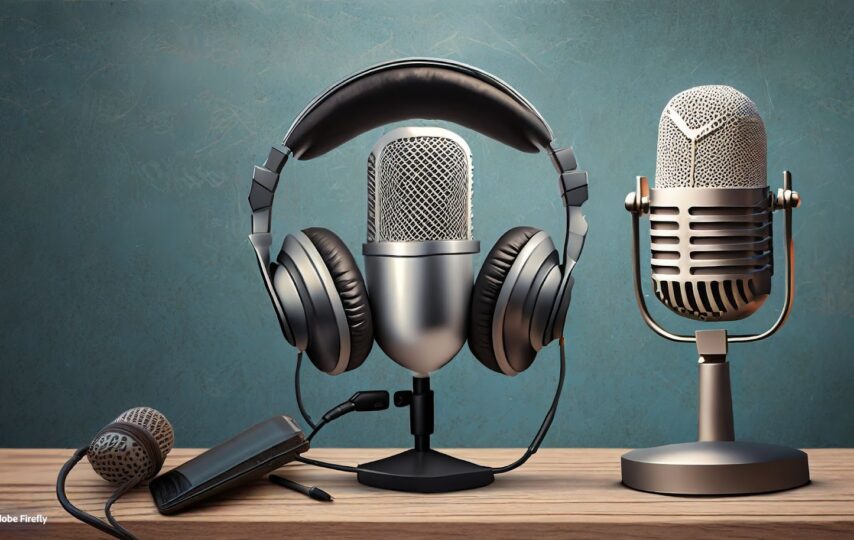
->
xmin=302 ymin=228 xmax=374 ymax=371
xmin=469 ymin=226 xmax=541 ymax=374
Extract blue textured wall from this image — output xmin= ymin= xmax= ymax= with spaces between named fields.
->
xmin=1 ymin=0 xmax=852 ymax=450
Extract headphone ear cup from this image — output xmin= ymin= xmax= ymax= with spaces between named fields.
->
xmin=301 ymin=227 xmax=374 ymax=372
xmin=469 ymin=226 xmax=562 ymax=376
xmin=469 ymin=227 xmax=540 ymax=374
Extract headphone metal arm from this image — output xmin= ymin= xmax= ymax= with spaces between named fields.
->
xmin=543 ymin=146 xmax=589 ymax=340
xmin=625 ymin=172 xmax=800 ymax=345
xmin=248 ymin=147 xmax=297 ymax=345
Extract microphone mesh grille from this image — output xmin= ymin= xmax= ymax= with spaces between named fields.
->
xmin=367 ymin=151 xmax=377 ymax=242
xmin=655 ymin=85 xmax=766 ymax=189
xmin=114 ymin=406 xmax=174 ymax=458
xmin=369 ymin=132 xmax=472 ymax=242
xmin=88 ymin=431 xmax=156 ymax=484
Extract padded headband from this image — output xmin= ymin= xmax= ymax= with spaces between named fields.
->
xmin=283 ymin=58 xmax=554 ymax=159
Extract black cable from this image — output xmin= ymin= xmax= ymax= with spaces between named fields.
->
xmin=291 ymin=341 xmax=566 ymax=476
xmin=56 ymin=447 xmax=130 ymax=540
xmin=105 ymin=480 xmax=139 ymax=540
xmin=306 ymin=419 xmax=328 ymax=443
xmin=295 ymin=455 xmax=359 ymax=473
xmin=491 ymin=337 xmax=567 ymax=474
xmin=294 ymin=351 xmax=317 ymax=429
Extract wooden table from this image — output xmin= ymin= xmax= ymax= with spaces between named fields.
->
xmin=1 ymin=448 xmax=852 ymax=538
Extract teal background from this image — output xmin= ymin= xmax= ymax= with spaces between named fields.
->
xmin=1 ymin=0 xmax=852 ymax=450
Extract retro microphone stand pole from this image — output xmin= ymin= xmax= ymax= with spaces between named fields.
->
xmin=620 ymin=173 xmax=810 ymax=495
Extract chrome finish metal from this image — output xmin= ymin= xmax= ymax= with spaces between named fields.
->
xmin=622 ymin=174 xmax=808 ymax=495
xmin=648 ymin=186 xmax=772 ymax=321
xmin=363 ymin=240 xmax=480 ymax=257
xmin=621 ymin=441 xmax=810 ymax=495
xmin=696 ymin=329 xmax=733 ymax=442
xmin=625 ymin=171 xmax=800 ymax=343
xmin=622 ymin=327 xmax=809 ymax=495
xmin=363 ymin=240 xmax=478 ymax=376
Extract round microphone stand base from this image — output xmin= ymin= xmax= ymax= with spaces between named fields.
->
xmin=357 ymin=449 xmax=494 ymax=493
xmin=621 ymin=440 xmax=810 ymax=496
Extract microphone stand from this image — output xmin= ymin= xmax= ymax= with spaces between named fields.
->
xmin=356 ymin=375 xmax=495 ymax=492
xmin=620 ymin=172 xmax=810 ymax=495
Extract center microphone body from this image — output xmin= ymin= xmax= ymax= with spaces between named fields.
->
xmin=649 ymin=85 xmax=773 ymax=321
xmin=363 ymin=127 xmax=479 ymax=376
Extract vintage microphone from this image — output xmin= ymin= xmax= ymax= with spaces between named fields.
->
xmin=621 ymin=85 xmax=809 ymax=495
xmin=56 ymin=407 xmax=174 ymax=539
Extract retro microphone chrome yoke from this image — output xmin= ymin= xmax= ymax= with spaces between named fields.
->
xmin=621 ymin=85 xmax=808 ymax=495
xmin=247 ymin=58 xmax=589 ymax=492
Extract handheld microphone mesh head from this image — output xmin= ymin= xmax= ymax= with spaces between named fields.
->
xmin=367 ymin=127 xmax=473 ymax=242
xmin=650 ymin=86 xmax=773 ymax=321
xmin=87 ymin=407 xmax=174 ymax=484
xmin=655 ymin=85 xmax=766 ymax=189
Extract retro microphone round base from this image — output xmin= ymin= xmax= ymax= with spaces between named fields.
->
xmin=620 ymin=84 xmax=809 ymax=496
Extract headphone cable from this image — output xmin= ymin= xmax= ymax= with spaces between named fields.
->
xmin=294 ymin=352 xmax=317 ymax=429
xmin=104 ymin=479 xmax=140 ymax=540
xmin=291 ymin=338 xmax=567 ymax=476
xmin=491 ymin=336 xmax=567 ymax=474
xmin=56 ymin=448 xmax=133 ymax=540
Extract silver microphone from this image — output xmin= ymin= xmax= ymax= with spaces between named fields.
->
xmin=648 ymin=85 xmax=772 ymax=321
xmin=620 ymin=86 xmax=808 ymax=497
xmin=363 ymin=127 xmax=479 ymax=376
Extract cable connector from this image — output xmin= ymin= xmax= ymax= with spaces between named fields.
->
xmin=320 ymin=391 xmax=389 ymax=423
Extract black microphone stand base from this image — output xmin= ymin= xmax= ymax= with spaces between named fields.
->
xmin=357 ymin=375 xmax=494 ymax=493
xmin=357 ymin=449 xmax=494 ymax=493
xmin=621 ymin=440 xmax=809 ymax=496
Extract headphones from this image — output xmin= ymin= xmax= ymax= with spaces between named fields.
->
xmin=248 ymin=58 xmax=588 ymax=376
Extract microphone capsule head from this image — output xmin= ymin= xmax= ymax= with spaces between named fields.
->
xmin=87 ymin=407 xmax=174 ymax=484
xmin=655 ymin=85 xmax=766 ymax=189
xmin=367 ymin=126 xmax=473 ymax=242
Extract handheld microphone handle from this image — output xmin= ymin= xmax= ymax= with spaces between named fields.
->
xmin=626 ymin=171 xmax=800 ymax=346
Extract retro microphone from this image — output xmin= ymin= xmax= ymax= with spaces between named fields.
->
xmin=620 ymin=86 xmax=809 ymax=495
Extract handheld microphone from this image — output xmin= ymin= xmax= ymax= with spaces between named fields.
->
xmin=363 ymin=126 xmax=479 ymax=376
xmin=57 ymin=407 xmax=174 ymax=539
xmin=647 ymin=85 xmax=773 ymax=321
xmin=621 ymin=85 xmax=808 ymax=496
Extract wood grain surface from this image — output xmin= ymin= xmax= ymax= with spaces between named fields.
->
xmin=1 ymin=448 xmax=852 ymax=538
